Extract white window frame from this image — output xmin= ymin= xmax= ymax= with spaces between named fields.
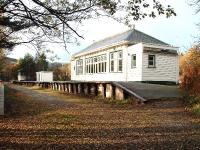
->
xmin=148 ymin=54 xmax=156 ymax=68
xmin=110 ymin=50 xmax=123 ymax=72
xmin=131 ymin=54 xmax=136 ymax=68
xmin=85 ymin=54 xmax=107 ymax=74
xmin=118 ymin=51 xmax=123 ymax=72
xmin=76 ymin=59 xmax=83 ymax=75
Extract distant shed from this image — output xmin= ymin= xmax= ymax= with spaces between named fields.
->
xmin=36 ymin=71 xmax=53 ymax=82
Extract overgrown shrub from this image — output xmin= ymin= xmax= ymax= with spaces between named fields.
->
xmin=180 ymin=46 xmax=200 ymax=96
xmin=180 ymin=46 xmax=200 ymax=115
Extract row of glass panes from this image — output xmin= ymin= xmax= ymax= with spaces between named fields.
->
xmin=86 ymin=54 xmax=107 ymax=74
xmin=85 ymin=62 xmax=107 ymax=74
xmin=86 ymin=54 xmax=107 ymax=64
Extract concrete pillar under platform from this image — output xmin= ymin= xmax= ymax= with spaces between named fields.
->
xmin=90 ymin=84 xmax=97 ymax=96
xmin=60 ymin=83 xmax=64 ymax=91
xmin=55 ymin=83 xmax=58 ymax=91
xmin=84 ymin=84 xmax=89 ymax=95
xmin=68 ymin=84 xmax=72 ymax=93
xmin=73 ymin=84 xmax=77 ymax=94
xmin=62 ymin=84 xmax=66 ymax=92
xmin=52 ymin=83 xmax=55 ymax=90
xmin=106 ymin=84 xmax=113 ymax=98
xmin=58 ymin=83 xmax=61 ymax=91
xmin=98 ymin=84 xmax=105 ymax=98
xmin=77 ymin=84 xmax=83 ymax=94
xmin=65 ymin=84 xmax=68 ymax=93
xmin=51 ymin=83 xmax=53 ymax=90
xmin=115 ymin=86 xmax=124 ymax=100
xmin=63 ymin=83 xmax=66 ymax=92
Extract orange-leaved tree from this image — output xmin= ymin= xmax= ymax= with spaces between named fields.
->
xmin=180 ymin=46 xmax=200 ymax=96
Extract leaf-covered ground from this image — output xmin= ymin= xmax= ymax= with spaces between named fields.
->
xmin=0 ymin=84 xmax=200 ymax=149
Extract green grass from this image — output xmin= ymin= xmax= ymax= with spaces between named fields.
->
xmin=193 ymin=104 xmax=200 ymax=115
xmin=186 ymin=95 xmax=200 ymax=116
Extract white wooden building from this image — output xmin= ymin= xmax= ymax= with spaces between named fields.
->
xmin=71 ymin=29 xmax=179 ymax=83
xmin=18 ymin=71 xmax=27 ymax=81
xmin=36 ymin=71 xmax=53 ymax=82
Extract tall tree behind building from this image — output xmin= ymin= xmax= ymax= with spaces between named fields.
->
xmin=18 ymin=53 xmax=36 ymax=81
xmin=35 ymin=52 xmax=48 ymax=71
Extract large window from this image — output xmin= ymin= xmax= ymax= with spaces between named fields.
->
xmin=85 ymin=54 xmax=107 ymax=74
xmin=85 ymin=58 xmax=93 ymax=74
xmin=131 ymin=54 xmax=136 ymax=68
xmin=110 ymin=51 xmax=123 ymax=72
xmin=118 ymin=51 xmax=123 ymax=72
xmin=148 ymin=54 xmax=156 ymax=68
xmin=76 ymin=59 xmax=83 ymax=75
xmin=110 ymin=53 xmax=114 ymax=72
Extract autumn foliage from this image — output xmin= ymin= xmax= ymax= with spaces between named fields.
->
xmin=180 ymin=46 xmax=200 ymax=96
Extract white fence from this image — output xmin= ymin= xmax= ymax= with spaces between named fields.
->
xmin=0 ymin=83 xmax=4 ymax=115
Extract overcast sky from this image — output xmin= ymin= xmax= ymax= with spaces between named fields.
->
xmin=8 ymin=0 xmax=200 ymax=63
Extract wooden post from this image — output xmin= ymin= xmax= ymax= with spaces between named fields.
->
xmin=84 ymin=83 xmax=89 ymax=95
xmin=106 ymin=84 xmax=113 ymax=98
xmin=115 ymin=86 xmax=124 ymax=100
xmin=98 ymin=83 xmax=105 ymax=98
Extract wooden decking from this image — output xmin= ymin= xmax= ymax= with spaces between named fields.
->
xmin=114 ymin=82 xmax=181 ymax=100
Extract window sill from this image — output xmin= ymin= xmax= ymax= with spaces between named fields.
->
xmin=109 ymin=72 xmax=123 ymax=73
xmin=131 ymin=66 xmax=136 ymax=69
xmin=148 ymin=66 xmax=156 ymax=68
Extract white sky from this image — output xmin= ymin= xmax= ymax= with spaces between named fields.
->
xmin=8 ymin=0 xmax=200 ymax=63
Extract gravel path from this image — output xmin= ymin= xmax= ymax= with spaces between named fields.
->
xmin=0 ymin=84 xmax=200 ymax=149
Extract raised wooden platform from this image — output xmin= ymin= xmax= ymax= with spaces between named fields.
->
xmin=12 ymin=81 xmax=181 ymax=102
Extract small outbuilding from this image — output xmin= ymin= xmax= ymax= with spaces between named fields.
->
xmin=18 ymin=71 xmax=27 ymax=81
xmin=36 ymin=71 xmax=53 ymax=82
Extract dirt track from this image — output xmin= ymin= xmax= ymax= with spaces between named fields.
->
xmin=0 ymin=84 xmax=200 ymax=149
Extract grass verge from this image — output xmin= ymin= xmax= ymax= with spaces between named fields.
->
xmin=185 ymin=95 xmax=200 ymax=116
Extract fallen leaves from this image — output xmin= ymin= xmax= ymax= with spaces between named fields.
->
xmin=0 ymin=85 xmax=200 ymax=149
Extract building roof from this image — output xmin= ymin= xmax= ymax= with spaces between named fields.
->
xmin=74 ymin=29 xmax=170 ymax=56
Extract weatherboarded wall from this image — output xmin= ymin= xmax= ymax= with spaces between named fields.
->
xmin=142 ymin=52 xmax=179 ymax=83
xmin=0 ymin=83 xmax=4 ymax=115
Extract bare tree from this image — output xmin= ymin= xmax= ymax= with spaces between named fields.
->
xmin=0 ymin=0 xmax=176 ymax=50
